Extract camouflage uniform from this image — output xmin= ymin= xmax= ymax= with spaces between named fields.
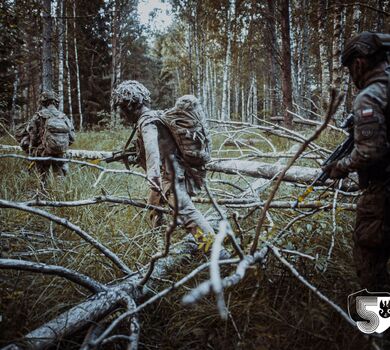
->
xmin=23 ymin=92 xmax=75 ymax=177
xmin=112 ymin=81 xmax=215 ymax=240
xmin=326 ymin=32 xmax=390 ymax=291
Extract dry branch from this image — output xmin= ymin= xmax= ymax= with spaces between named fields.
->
xmin=0 ymin=259 xmax=105 ymax=293
xmin=193 ymin=198 xmax=356 ymax=210
xmin=269 ymin=244 xmax=356 ymax=327
xmin=21 ymin=196 xmax=169 ymax=213
xmin=0 ymin=199 xmax=133 ymax=275
xmin=5 ymin=237 xmax=199 ymax=350
xmin=0 ymin=149 xmax=349 ymax=189
xmin=250 ymin=89 xmax=343 ymax=254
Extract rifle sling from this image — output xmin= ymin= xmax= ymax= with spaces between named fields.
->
xmin=122 ymin=125 xmax=137 ymax=170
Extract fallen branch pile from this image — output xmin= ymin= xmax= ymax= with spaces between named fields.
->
xmin=0 ymin=92 xmax=362 ymax=349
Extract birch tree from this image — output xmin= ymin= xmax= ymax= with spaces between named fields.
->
xmin=280 ymin=0 xmax=293 ymax=128
xmin=220 ymin=0 xmax=235 ymax=121
xmin=57 ymin=0 xmax=65 ymax=112
xmin=318 ymin=0 xmax=330 ymax=113
xmin=331 ymin=2 xmax=346 ymax=123
xmin=73 ymin=0 xmax=83 ymax=131
xmin=42 ymin=0 xmax=53 ymax=92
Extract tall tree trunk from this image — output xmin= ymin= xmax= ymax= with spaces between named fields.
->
xmin=220 ymin=0 xmax=235 ymax=121
xmin=110 ymin=0 xmax=118 ymax=112
xmin=186 ymin=26 xmax=194 ymax=94
xmin=352 ymin=3 xmax=361 ymax=33
xmin=318 ymin=0 xmax=330 ymax=113
xmin=331 ymin=3 xmax=343 ymax=88
xmin=266 ymin=0 xmax=279 ymax=118
xmin=65 ymin=12 xmax=73 ymax=118
xmin=241 ymin=84 xmax=246 ymax=122
xmin=280 ymin=0 xmax=293 ymax=128
xmin=376 ymin=0 xmax=388 ymax=31
xmin=110 ymin=0 xmax=122 ymax=126
xmin=73 ymin=0 xmax=83 ymax=131
xmin=57 ymin=0 xmax=65 ymax=111
xmin=42 ymin=0 xmax=53 ymax=92
xmin=10 ymin=67 xmax=19 ymax=130
xmin=331 ymin=3 xmax=346 ymax=123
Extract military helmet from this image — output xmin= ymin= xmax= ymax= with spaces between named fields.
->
xmin=40 ymin=90 xmax=59 ymax=104
xmin=342 ymin=32 xmax=390 ymax=66
xmin=111 ymin=80 xmax=151 ymax=108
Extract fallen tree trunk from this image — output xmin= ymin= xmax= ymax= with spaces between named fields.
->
xmin=4 ymin=237 xmax=198 ymax=350
xmin=0 ymin=145 xmax=357 ymax=190
xmin=192 ymin=198 xmax=356 ymax=210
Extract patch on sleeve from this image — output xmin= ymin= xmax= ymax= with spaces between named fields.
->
xmin=361 ymin=108 xmax=374 ymax=118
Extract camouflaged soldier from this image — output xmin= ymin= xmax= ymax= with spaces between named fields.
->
xmin=324 ymin=32 xmax=390 ymax=291
xmin=21 ymin=91 xmax=75 ymax=179
xmin=112 ymin=81 xmax=215 ymax=248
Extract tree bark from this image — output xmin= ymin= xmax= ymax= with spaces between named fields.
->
xmin=73 ymin=0 xmax=83 ymax=131
xmin=7 ymin=237 xmax=198 ymax=350
xmin=220 ymin=0 xmax=235 ymax=121
xmin=318 ymin=0 xmax=330 ymax=113
xmin=10 ymin=67 xmax=19 ymax=130
xmin=57 ymin=0 xmax=65 ymax=111
xmin=280 ymin=0 xmax=293 ymax=128
xmin=65 ymin=4 xmax=73 ymax=118
xmin=42 ymin=0 xmax=53 ymax=92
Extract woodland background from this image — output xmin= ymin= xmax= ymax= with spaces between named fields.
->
xmin=1 ymin=1 xmax=390 ymax=350
xmin=1 ymin=0 xmax=389 ymax=131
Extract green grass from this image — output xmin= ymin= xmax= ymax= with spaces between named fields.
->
xmin=0 ymin=128 xmax=367 ymax=349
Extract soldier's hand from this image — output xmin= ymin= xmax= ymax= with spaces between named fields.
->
xmin=322 ymin=161 xmax=349 ymax=179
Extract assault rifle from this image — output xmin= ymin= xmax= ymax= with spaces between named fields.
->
xmin=293 ymin=113 xmax=354 ymax=208
xmin=104 ymin=147 xmax=138 ymax=169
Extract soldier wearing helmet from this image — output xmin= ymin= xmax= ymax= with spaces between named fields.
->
xmin=112 ymin=80 xmax=216 ymax=251
xmin=18 ymin=90 xmax=75 ymax=182
xmin=324 ymin=32 xmax=390 ymax=291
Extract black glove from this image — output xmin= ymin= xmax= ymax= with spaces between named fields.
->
xmin=322 ymin=161 xmax=349 ymax=179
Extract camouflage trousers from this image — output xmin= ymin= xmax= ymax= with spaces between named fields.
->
xmin=353 ymin=181 xmax=390 ymax=292
xmin=148 ymin=162 xmax=214 ymax=238
xmin=36 ymin=160 xmax=68 ymax=178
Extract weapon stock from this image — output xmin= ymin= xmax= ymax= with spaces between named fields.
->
xmin=104 ymin=150 xmax=138 ymax=168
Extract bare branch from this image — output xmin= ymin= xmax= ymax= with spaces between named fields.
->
xmin=0 ymin=199 xmax=133 ymax=275
xmin=0 ymin=258 xmax=105 ymax=293
xmin=21 ymin=195 xmax=169 ymax=213
xmin=268 ymin=244 xmax=356 ymax=328
xmin=250 ymin=89 xmax=343 ymax=254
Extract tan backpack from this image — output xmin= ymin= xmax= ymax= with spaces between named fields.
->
xmin=159 ymin=95 xmax=211 ymax=167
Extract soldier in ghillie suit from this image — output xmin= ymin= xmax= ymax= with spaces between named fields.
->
xmin=112 ymin=80 xmax=215 ymax=250
xmin=324 ymin=32 xmax=390 ymax=291
xmin=17 ymin=91 xmax=75 ymax=180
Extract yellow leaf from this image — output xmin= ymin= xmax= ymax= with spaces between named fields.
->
xmin=88 ymin=159 xmax=102 ymax=165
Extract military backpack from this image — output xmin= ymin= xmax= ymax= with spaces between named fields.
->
xmin=39 ymin=108 xmax=72 ymax=156
xmin=159 ymin=97 xmax=212 ymax=167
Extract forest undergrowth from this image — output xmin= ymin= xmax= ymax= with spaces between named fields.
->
xmin=0 ymin=127 xmax=370 ymax=349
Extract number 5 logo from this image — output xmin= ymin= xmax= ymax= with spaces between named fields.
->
xmin=356 ymin=296 xmax=380 ymax=333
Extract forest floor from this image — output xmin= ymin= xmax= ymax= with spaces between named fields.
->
xmin=0 ymin=127 xmax=372 ymax=350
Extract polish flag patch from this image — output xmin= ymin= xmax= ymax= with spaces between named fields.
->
xmin=362 ymin=108 xmax=374 ymax=117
